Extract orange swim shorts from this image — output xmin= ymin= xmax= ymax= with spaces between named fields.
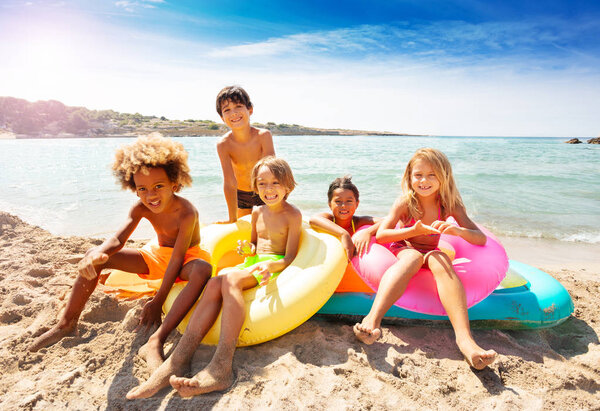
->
xmin=137 ymin=241 xmax=210 ymax=282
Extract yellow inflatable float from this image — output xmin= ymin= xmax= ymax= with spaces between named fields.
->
xmin=105 ymin=216 xmax=347 ymax=347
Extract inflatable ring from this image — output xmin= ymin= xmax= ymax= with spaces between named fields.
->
xmin=163 ymin=216 xmax=347 ymax=346
xmin=352 ymin=219 xmax=508 ymax=315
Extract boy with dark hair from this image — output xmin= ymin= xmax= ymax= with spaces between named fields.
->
xmin=215 ymin=85 xmax=275 ymax=223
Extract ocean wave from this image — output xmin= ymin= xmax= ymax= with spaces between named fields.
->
xmin=561 ymin=232 xmax=600 ymax=244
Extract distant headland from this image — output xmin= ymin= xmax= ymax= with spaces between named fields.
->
xmin=0 ymin=97 xmax=416 ymax=139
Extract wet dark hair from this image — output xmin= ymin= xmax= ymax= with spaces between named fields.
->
xmin=327 ymin=175 xmax=359 ymax=202
xmin=216 ymin=85 xmax=253 ymax=117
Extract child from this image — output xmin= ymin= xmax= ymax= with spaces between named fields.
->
xmin=353 ymin=148 xmax=497 ymax=370
xmin=29 ymin=134 xmax=212 ymax=372
xmin=309 ymin=175 xmax=379 ymax=259
xmin=216 ymin=85 xmax=275 ymax=223
xmin=126 ymin=156 xmax=302 ymax=399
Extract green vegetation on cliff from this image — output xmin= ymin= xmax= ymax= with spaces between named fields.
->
xmin=0 ymin=97 xmax=409 ymax=138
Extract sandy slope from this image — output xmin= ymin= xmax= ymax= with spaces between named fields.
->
xmin=0 ymin=212 xmax=598 ymax=410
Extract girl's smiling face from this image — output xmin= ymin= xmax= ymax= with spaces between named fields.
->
xmin=410 ymin=158 xmax=440 ymax=198
xmin=329 ymin=188 xmax=359 ymax=222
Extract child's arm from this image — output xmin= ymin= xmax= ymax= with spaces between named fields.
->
xmin=252 ymin=211 xmax=302 ymax=286
xmin=217 ymin=140 xmax=238 ymax=223
xmin=137 ymin=209 xmax=198 ymax=330
xmin=376 ymin=200 xmax=439 ymax=243
xmin=236 ymin=208 xmax=259 ymax=257
xmin=259 ymin=129 xmax=275 ymax=157
xmin=352 ymin=216 xmax=381 ymax=256
xmin=309 ymin=212 xmax=355 ymax=259
xmin=78 ymin=204 xmax=143 ymax=279
xmin=431 ymin=206 xmax=486 ymax=246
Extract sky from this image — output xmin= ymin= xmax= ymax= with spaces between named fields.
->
xmin=1 ymin=0 xmax=599 ymax=136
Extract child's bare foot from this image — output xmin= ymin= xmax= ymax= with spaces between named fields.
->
xmin=353 ymin=317 xmax=382 ymax=345
xmin=138 ymin=336 xmax=165 ymax=372
xmin=170 ymin=364 xmax=234 ymax=397
xmin=126 ymin=356 xmax=188 ymax=400
xmin=457 ymin=338 xmax=497 ymax=370
xmin=29 ymin=320 xmax=77 ymax=352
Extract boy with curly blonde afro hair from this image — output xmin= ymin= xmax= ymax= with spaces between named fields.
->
xmin=30 ymin=133 xmax=212 ymax=373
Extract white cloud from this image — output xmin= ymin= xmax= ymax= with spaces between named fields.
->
xmin=114 ymin=0 xmax=164 ymax=12
xmin=2 ymin=12 xmax=599 ymax=137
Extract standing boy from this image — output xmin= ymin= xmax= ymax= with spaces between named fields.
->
xmin=30 ymin=134 xmax=212 ymax=372
xmin=216 ymin=85 xmax=275 ymax=223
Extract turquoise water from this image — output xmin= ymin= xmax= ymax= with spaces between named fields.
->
xmin=0 ymin=136 xmax=598 ymax=243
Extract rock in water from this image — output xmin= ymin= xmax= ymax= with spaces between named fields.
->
xmin=565 ymin=138 xmax=582 ymax=144
xmin=587 ymin=137 xmax=600 ymax=144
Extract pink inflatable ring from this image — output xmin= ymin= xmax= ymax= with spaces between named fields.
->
xmin=351 ymin=219 xmax=508 ymax=316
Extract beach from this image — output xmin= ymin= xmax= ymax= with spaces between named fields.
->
xmin=1 ymin=211 xmax=598 ymax=410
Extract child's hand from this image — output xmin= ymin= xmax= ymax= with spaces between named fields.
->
xmin=77 ymin=251 xmax=109 ymax=280
xmin=341 ymin=233 xmax=356 ymax=260
xmin=237 ymin=240 xmax=256 ymax=257
xmin=352 ymin=230 xmax=371 ymax=257
xmin=413 ymin=220 xmax=441 ymax=236
xmin=431 ymin=220 xmax=460 ymax=236
xmin=136 ymin=299 xmax=162 ymax=333
xmin=250 ymin=263 xmax=272 ymax=286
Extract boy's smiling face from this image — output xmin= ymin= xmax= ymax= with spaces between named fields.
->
xmin=133 ymin=167 xmax=178 ymax=213
xmin=220 ymin=99 xmax=253 ymax=129
xmin=255 ymin=166 xmax=288 ymax=206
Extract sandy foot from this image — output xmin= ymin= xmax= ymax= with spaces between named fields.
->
xmin=353 ymin=322 xmax=382 ymax=345
xmin=457 ymin=339 xmax=497 ymax=370
xmin=126 ymin=357 xmax=188 ymax=400
xmin=29 ymin=321 xmax=77 ymax=352
xmin=170 ymin=366 xmax=234 ymax=397
xmin=138 ymin=336 xmax=165 ymax=372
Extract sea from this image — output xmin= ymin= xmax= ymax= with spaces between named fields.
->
xmin=0 ymin=135 xmax=598 ymax=244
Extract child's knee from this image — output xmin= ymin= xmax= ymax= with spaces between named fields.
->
xmin=427 ymin=251 xmax=454 ymax=275
xmin=221 ymin=271 xmax=245 ymax=293
xmin=204 ymin=277 xmax=223 ymax=299
xmin=398 ymin=249 xmax=424 ymax=267
xmin=188 ymin=260 xmax=212 ymax=282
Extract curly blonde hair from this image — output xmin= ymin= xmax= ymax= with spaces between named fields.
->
xmin=112 ymin=133 xmax=192 ymax=192
xmin=401 ymin=148 xmax=464 ymax=220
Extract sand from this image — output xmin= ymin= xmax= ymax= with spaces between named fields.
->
xmin=0 ymin=211 xmax=598 ymax=410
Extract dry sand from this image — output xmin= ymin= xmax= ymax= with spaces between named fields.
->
xmin=0 ymin=211 xmax=598 ymax=410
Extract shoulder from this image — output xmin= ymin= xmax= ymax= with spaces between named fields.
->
xmin=174 ymin=196 xmax=199 ymax=218
xmin=392 ymin=197 xmax=409 ymax=212
xmin=315 ymin=211 xmax=334 ymax=221
xmin=217 ymin=132 xmax=233 ymax=148
xmin=252 ymin=127 xmax=273 ymax=140
xmin=284 ymin=203 xmax=303 ymax=223
xmin=130 ymin=200 xmax=149 ymax=218
xmin=355 ymin=215 xmax=375 ymax=227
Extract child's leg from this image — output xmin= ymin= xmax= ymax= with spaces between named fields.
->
xmin=426 ymin=251 xmax=496 ymax=369
xmin=140 ymin=259 xmax=212 ymax=371
xmin=354 ymin=248 xmax=424 ymax=344
xmin=29 ymin=248 xmax=148 ymax=352
xmin=126 ymin=276 xmax=226 ymax=400
xmin=170 ymin=269 xmax=258 ymax=397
